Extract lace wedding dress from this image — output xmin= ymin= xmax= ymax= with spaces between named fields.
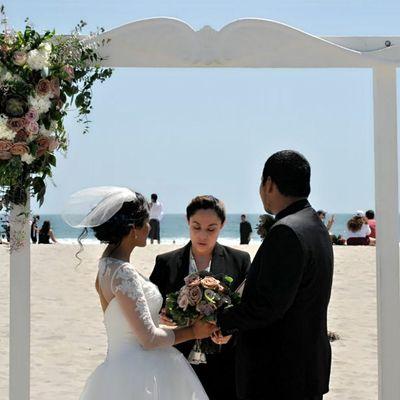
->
xmin=80 ymin=257 xmax=208 ymax=400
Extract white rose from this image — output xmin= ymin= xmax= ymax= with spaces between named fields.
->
xmin=21 ymin=153 xmax=35 ymax=165
xmin=38 ymin=125 xmax=53 ymax=137
xmin=28 ymin=95 xmax=52 ymax=114
xmin=38 ymin=42 xmax=52 ymax=55
xmin=27 ymin=49 xmax=49 ymax=71
xmin=0 ymin=116 xmax=16 ymax=141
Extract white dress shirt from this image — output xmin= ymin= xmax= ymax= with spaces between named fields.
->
xmin=189 ymin=248 xmax=211 ymax=274
xmin=149 ymin=201 xmax=164 ymax=221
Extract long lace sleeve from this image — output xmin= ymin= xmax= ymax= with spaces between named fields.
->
xmin=111 ymin=264 xmax=175 ymax=350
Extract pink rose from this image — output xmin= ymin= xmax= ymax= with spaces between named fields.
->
xmin=6 ymin=117 xmax=26 ymax=132
xmin=188 ymin=286 xmax=203 ymax=306
xmin=48 ymin=137 xmax=59 ymax=151
xmin=196 ymin=301 xmax=217 ymax=317
xmin=184 ymin=273 xmax=201 ymax=287
xmin=177 ymin=288 xmax=190 ymax=311
xmin=50 ymin=77 xmax=60 ymax=97
xmin=15 ymin=129 xmax=29 ymax=142
xmin=55 ymin=98 xmax=64 ymax=110
xmin=62 ymin=65 xmax=75 ymax=81
xmin=201 ymin=277 xmax=221 ymax=290
xmin=0 ymin=140 xmax=13 ymax=151
xmin=10 ymin=142 xmax=29 ymax=156
xmin=25 ymin=108 xmax=39 ymax=122
xmin=36 ymin=79 xmax=51 ymax=96
xmin=35 ymin=136 xmax=50 ymax=156
xmin=25 ymin=120 xmax=39 ymax=135
xmin=0 ymin=151 xmax=12 ymax=160
xmin=13 ymin=51 xmax=27 ymax=66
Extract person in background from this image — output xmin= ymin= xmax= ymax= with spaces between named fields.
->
xmin=30 ymin=215 xmax=40 ymax=244
xmin=365 ymin=209 xmax=376 ymax=239
xmin=240 ymin=214 xmax=253 ymax=244
xmin=38 ymin=220 xmax=58 ymax=244
xmin=345 ymin=212 xmax=371 ymax=246
xmin=317 ymin=210 xmax=335 ymax=232
xmin=148 ymin=193 xmax=164 ymax=244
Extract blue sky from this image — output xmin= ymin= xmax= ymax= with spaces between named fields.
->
xmin=4 ymin=0 xmax=400 ymax=214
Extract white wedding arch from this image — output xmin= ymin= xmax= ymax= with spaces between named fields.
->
xmin=9 ymin=17 xmax=400 ymax=400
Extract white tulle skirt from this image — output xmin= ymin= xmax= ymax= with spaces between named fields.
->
xmin=80 ymin=345 xmax=208 ymax=400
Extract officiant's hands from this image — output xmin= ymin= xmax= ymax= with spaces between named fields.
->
xmin=211 ymin=330 xmax=232 ymax=345
xmin=159 ymin=308 xmax=177 ymax=327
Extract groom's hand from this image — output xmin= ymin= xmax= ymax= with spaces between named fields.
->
xmin=211 ymin=330 xmax=232 ymax=345
xmin=192 ymin=319 xmax=218 ymax=339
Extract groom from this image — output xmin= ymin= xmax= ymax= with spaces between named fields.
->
xmin=217 ymin=150 xmax=333 ymax=400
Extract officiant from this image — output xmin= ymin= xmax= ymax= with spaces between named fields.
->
xmin=150 ymin=195 xmax=250 ymax=400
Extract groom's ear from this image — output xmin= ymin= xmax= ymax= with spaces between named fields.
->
xmin=265 ymin=176 xmax=274 ymax=193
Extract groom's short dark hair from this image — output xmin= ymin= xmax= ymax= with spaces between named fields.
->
xmin=262 ymin=150 xmax=311 ymax=197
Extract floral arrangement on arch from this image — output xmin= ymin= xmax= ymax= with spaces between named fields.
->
xmin=0 ymin=5 xmax=112 ymax=208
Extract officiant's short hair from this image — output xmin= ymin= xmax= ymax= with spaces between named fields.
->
xmin=186 ymin=195 xmax=226 ymax=224
xmin=262 ymin=150 xmax=311 ymax=197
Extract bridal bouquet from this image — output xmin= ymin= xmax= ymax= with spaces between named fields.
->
xmin=166 ymin=271 xmax=241 ymax=327
xmin=0 ymin=6 xmax=112 ymax=208
xmin=166 ymin=271 xmax=241 ymax=364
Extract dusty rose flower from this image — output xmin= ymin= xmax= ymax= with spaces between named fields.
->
xmin=36 ymin=136 xmax=50 ymax=150
xmin=48 ymin=137 xmax=59 ymax=151
xmin=50 ymin=77 xmax=60 ymax=97
xmin=201 ymin=277 xmax=221 ymax=290
xmin=62 ymin=65 xmax=75 ymax=81
xmin=196 ymin=301 xmax=217 ymax=317
xmin=10 ymin=142 xmax=29 ymax=156
xmin=25 ymin=108 xmax=39 ymax=122
xmin=35 ymin=136 xmax=51 ymax=156
xmin=184 ymin=273 xmax=201 ymax=287
xmin=36 ymin=79 xmax=51 ymax=96
xmin=15 ymin=129 xmax=29 ymax=142
xmin=177 ymin=288 xmax=190 ymax=311
xmin=6 ymin=117 xmax=26 ymax=132
xmin=188 ymin=286 xmax=203 ymax=306
xmin=13 ymin=51 xmax=28 ymax=66
xmin=25 ymin=120 xmax=39 ymax=135
xmin=0 ymin=140 xmax=13 ymax=151
xmin=0 ymin=151 xmax=12 ymax=160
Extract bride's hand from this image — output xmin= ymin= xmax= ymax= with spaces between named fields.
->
xmin=211 ymin=330 xmax=232 ymax=345
xmin=159 ymin=308 xmax=177 ymax=327
xmin=192 ymin=319 xmax=218 ymax=339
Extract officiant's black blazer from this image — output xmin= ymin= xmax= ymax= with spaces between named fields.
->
xmin=150 ymin=242 xmax=250 ymax=400
xmin=218 ymin=200 xmax=334 ymax=400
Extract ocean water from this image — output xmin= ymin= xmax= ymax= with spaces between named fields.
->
xmin=13 ymin=213 xmax=354 ymax=245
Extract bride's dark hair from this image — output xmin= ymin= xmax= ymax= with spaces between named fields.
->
xmin=92 ymin=193 xmax=149 ymax=244
xmin=75 ymin=192 xmax=149 ymax=263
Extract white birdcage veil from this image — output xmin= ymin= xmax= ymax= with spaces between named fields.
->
xmin=62 ymin=186 xmax=138 ymax=228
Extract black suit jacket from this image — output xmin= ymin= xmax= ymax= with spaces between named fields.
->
xmin=218 ymin=200 xmax=334 ymax=400
xmin=150 ymin=241 xmax=251 ymax=357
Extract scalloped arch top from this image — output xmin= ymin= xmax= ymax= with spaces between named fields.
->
xmin=93 ymin=18 xmax=400 ymax=67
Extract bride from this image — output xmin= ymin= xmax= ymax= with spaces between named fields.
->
xmin=63 ymin=187 xmax=215 ymax=400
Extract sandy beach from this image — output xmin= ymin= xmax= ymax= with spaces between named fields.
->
xmin=0 ymin=244 xmax=377 ymax=399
